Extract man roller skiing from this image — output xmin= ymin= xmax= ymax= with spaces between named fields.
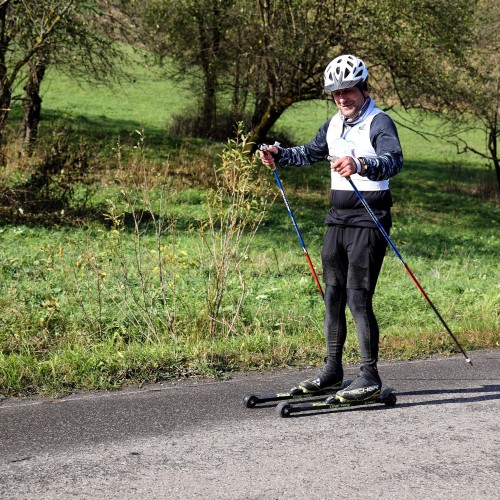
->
xmin=259 ymin=54 xmax=403 ymax=402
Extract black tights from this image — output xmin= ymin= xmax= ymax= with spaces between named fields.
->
xmin=323 ymin=284 xmax=379 ymax=369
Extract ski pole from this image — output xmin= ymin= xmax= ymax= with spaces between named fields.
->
xmin=326 ymin=155 xmax=472 ymax=365
xmin=260 ymin=144 xmax=324 ymax=298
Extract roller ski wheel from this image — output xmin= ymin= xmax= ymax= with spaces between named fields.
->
xmin=383 ymin=390 xmax=397 ymax=407
xmin=276 ymin=387 xmax=397 ymax=418
xmin=242 ymin=379 xmax=352 ymax=408
xmin=243 ymin=394 xmax=259 ymax=408
xmin=276 ymin=402 xmax=293 ymax=418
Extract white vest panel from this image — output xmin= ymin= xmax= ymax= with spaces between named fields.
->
xmin=326 ymin=109 xmax=390 ymax=192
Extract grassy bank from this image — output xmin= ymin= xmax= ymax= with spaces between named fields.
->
xmin=0 ymin=73 xmax=498 ymax=397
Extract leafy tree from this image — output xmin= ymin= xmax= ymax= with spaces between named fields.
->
xmin=363 ymin=0 xmax=499 ymax=189
xmin=141 ymin=0 xmax=238 ymax=136
xmin=0 ymin=0 xmax=74 ymax=156
xmin=0 ymin=1 xmax=135 ymax=158
xmin=433 ymin=0 xmax=498 ymax=189
xmin=140 ymin=0 xmax=354 ymax=143
xmin=243 ymin=0 xmax=478 ymax=149
xmin=140 ymin=0 xmax=478 ymax=156
xmin=18 ymin=1 xmax=133 ymax=154
xmin=359 ymin=0 xmax=476 ymax=108
xmin=465 ymin=0 xmax=500 ymax=188
xmin=243 ymin=0 xmax=351 ymax=148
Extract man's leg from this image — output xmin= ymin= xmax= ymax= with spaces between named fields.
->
xmin=324 ymin=285 xmax=348 ymax=371
xmin=298 ymin=285 xmax=346 ymax=392
xmin=335 ymin=226 xmax=387 ymax=401
xmin=346 ymin=288 xmax=379 ymax=368
xmin=297 ymin=226 xmax=347 ymax=393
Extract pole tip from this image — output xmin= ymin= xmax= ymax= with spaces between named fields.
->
xmin=466 ymin=357 xmax=473 ymax=366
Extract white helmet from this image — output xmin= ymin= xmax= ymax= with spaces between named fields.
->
xmin=324 ymin=55 xmax=369 ymax=93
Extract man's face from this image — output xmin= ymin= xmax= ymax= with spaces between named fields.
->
xmin=332 ymin=86 xmax=368 ymax=119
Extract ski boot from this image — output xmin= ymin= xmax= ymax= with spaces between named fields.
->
xmin=333 ymin=364 xmax=382 ymax=403
xmin=242 ymin=363 xmax=346 ymax=408
xmin=292 ymin=364 xmax=344 ymax=395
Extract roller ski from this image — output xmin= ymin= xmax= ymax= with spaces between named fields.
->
xmin=276 ymin=387 xmax=397 ymax=418
xmin=243 ymin=374 xmax=351 ymax=408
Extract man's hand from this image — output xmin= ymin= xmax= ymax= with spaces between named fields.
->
xmin=330 ymin=156 xmax=357 ymax=178
xmin=258 ymin=144 xmax=278 ymax=169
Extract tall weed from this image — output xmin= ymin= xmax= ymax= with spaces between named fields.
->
xmin=198 ymin=126 xmax=274 ymax=337
xmin=69 ymin=131 xmax=183 ymax=344
xmin=64 ymin=128 xmax=274 ymax=346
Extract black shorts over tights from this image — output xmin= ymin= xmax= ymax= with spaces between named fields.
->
xmin=321 ymin=225 xmax=388 ymax=293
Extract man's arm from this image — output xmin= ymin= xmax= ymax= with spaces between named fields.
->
xmin=275 ymin=119 xmax=332 ymax=167
xmin=361 ymin=113 xmax=403 ymax=181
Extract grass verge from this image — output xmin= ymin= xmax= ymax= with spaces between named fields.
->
xmin=0 ymin=83 xmax=498 ymax=397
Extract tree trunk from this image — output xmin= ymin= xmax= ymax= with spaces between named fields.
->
xmin=200 ymin=67 xmax=217 ymax=136
xmin=0 ymin=87 xmax=12 ymax=162
xmin=196 ymin=1 xmax=222 ymax=137
xmin=20 ymin=56 xmax=47 ymax=154
xmin=246 ymin=95 xmax=298 ymax=154
xmin=488 ymin=125 xmax=500 ymax=190
xmin=0 ymin=1 xmax=11 ymax=161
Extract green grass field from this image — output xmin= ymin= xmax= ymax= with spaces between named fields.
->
xmin=0 ymin=62 xmax=498 ymax=397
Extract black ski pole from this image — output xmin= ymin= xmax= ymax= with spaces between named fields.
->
xmin=326 ymin=155 xmax=472 ymax=365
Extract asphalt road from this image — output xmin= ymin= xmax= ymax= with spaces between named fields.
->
xmin=1 ymin=348 xmax=499 ymax=499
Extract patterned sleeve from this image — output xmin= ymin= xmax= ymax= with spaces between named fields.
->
xmin=362 ymin=113 xmax=403 ymax=181
xmin=275 ymin=119 xmax=331 ymax=167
